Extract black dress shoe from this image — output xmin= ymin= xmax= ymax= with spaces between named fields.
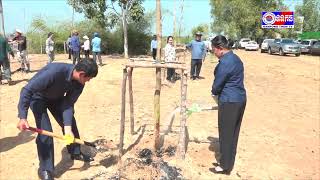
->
xmin=209 ymin=167 xmax=231 ymax=175
xmin=38 ymin=170 xmax=53 ymax=180
xmin=71 ymin=152 xmax=94 ymax=162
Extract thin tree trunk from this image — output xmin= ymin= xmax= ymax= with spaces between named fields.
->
xmin=122 ymin=5 xmax=129 ymax=59
xmin=173 ymin=0 xmax=176 ymax=47
xmin=0 ymin=0 xmax=5 ymax=35
xmin=40 ymin=35 xmax=43 ymax=54
xmin=178 ymin=0 xmax=184 ymax=44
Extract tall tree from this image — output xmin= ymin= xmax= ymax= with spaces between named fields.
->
xmin=67 ymin=0 xmax=144 ymax=58
xmin=0 ymin=0 xmax=5 ymax=35
xmin=295 ymin=0 xmax=320 ymax=32
xmin=30 ymin=16 xmax=48 ymax=54
xmin=210 ymin=0 xmax=286 ymax=39
xmin=191 ymin=24 xmax=209 ymax=37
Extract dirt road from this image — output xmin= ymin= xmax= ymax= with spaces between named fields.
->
xmin=0 ymin=50 xmax=319 ymax=179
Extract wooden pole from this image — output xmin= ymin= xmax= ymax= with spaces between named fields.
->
xmin=156 ymin=0 xmax=162 ymax=62
xmin=154 ymin=0 xmax=162 ymax=151
xmin=128 ymin=67 xmax=135 ymax=135
xmin=154 ymin=67 xmax=161 ymax=150
xmin=178 ymin=70 xmax=188 ymax=159
xmin=119 ymin=67 xmax=128 ymax=157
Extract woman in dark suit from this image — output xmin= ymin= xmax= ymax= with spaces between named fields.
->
xmin=210 ymin=35 xmax=247 ymax=175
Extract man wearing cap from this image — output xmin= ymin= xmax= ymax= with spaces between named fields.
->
xmin=45 ymin=32 xmax=54 ymax=63
xmin=12 ymin=29 xmax=30 ymax=72
xmin=186 ymin=31 xmax=206 ymax=80
xmin=0 ymin=33 xmax=15 ymax=84
xmin=70 ymin=31 xmax=81 ymax=64
xmin=91 ymin=32 xmax=103 ymax=66
xmin=82 ymin=35 xmax=90 ymax=59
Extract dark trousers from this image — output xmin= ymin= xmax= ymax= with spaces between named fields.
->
xmin=166 ymin=68 xmax=175 ymax=81
xmin=0 ymin=59 xmax=11 ymax=81
xmin=84 ymin=50 xmax=90 ymax=59
xmin=93 ymin=52 xmax=102 ymax=65
xmin=190 ymin=59 xmax=202 ymax=78
xmin=68 ymin=48 xmax=72 ymax=59
xmin=72 ymin=51 xmax=80 ymax=65
xmin=152 ymin=48 xmax=157 ymax=60
xmin=30 ymin=98 xmax=81 ymax=172
xmin=218 ymin=101 xmax=246 ymax=171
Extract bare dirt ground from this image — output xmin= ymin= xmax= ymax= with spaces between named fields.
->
xmin=0 ymin=50 xmax=319 ymax=180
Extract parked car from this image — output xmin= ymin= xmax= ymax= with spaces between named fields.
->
xmin=245 ymin=41 xmax=259 ymax=51
xmin=294 ymin=39 xmax=302 ymax=44
xmin=268 ymin=38 xmax=301 ymax=56
xmin=310 ymin=41 xmax=320 ymax=56
xmin=261 ymin=39 xmax=274 ymax=53
xmin=300 ymin=39 xmax=318 ymax=54
xmin=239 ymin=38 xmax=251 ymax=49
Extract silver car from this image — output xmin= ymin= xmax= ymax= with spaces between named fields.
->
xmin=268 ymin=38 xmax=301 ymax=56
xmin=261 ymin=39 xmax=274 ymax=53
xmin=300 ymin=39 xmax=318 ymax=54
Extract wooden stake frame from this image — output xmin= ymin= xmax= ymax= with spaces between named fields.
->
xmin=119 ymin=59 xmax=188 ymax=159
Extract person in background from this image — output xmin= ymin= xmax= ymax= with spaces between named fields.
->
xmin=0 ymin=33 xmax=14 ymax=85
xmin=164 ymin=36 xmax=176 ymax=82
xmin=45 ymin=32 xmax=54 ymax=63
xmin=91 ymin=32 xmax=103 ymax=66
xmin=67 ymin=35 xmax=72 ymax=59
xmin=210 ymin=35 xmax=246 ymax=175
xmin=70 ymin=31 xmax=81 ymax=65
xmin=82 ymin=35 xmax=90 ymax=59
xmin=12 ymin=29 xmax=30 ymax=73
xmin=186 ymin=31 xmax=206 ymax=80
xmin=150 ymin=35 xmax=157 ymax=61
xmin=16 ymin=60 xmax=98 ymax=180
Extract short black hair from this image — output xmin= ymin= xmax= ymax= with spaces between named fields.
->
xmin=211 ymin=35 xmax=230 ymax=49
xmin=75 ymin=60 xmax=98 ymax=77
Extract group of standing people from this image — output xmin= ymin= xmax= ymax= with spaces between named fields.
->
xmin=66 ymin=31 xmax=103 ymax=66
xmin=0 ymin=29 xmax=29 ymax=85
xmin=154 ymin=33 xmax=247 ymax=175
xmin=8 ymin=28 xmax=246 ymax=179
xmin=159 ymin=31 xmax=207 ymax=83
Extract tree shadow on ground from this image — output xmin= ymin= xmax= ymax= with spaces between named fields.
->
xmin=207 ymin=136 xmax=220 ymax=163
xmin=0 ymin=131 xmax=35 ymax=153
xmin=124 ymin=124 xmax=146 ymax=154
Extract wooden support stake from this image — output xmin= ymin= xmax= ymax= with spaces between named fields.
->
xmin=128 ymin=67 xmax=135 ymax=135
xmin=178 ymin=70 xmax=188 ymax=159
xmin=119 ymin=67 xmax=128 ymax=157
xmin=154 ymin=67 xmax=161 ymax=150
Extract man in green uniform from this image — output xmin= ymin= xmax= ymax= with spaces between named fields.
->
xmin=0 ymin=34 xmax=14 ymax=85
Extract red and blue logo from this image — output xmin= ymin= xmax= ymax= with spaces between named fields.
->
xmin=261 ymin=11 xmax=294 ymax=28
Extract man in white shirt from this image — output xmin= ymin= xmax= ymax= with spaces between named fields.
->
xmin=82 ymin=35 xmax=90 ymax=59
xmin=150 ymin=35 xmax=157 ymax=60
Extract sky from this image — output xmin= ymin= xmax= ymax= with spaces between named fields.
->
xmin=3 ymin=0 xmax=302 ymax=36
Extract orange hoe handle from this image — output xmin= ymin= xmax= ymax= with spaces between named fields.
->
xmin=27 ymin=126 xmax=96 ymax=148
